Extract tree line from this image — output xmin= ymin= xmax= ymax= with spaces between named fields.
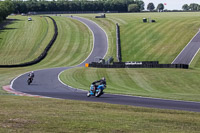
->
xmin=12 ymin=0 xmax=144 ymax=14
xmin=182 ymin=3 xmax=200 ymax=11
xmin=147 ymin=2 xmax=200 ymax=12
xmin=0 ymin=1 xmax=14 ymax=22
xmin=147 ymin=3 xmax=165 ymax=12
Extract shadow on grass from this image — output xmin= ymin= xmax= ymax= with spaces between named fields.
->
xmin=3 ymin=27 xmax=17 ymax=30
xmin=0 ymin=19 xmax=21 ymax=32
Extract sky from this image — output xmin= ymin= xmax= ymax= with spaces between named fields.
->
xmin=142 ymin=0 xmax=200 ymax=10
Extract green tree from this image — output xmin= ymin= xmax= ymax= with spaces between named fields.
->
xmin=128 ymin=4 xmax=139 ymax=12
xmin=135 ymin=0 xmax=144 ymax=11
xmin=157 ymin=3 xmax=164 ymax=12
xmin=147 ymin=2 xmax=155 ymax=11
xmin=189 ymin=3 xmax=199 ymax=11
xmin=182 ymin=4 xmax=189 ymax=11
xmin=0 ymin=1 xmax=14 ymax=20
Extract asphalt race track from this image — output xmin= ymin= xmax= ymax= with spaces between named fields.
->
xmin=172 ymin=31 xmax=200 ymax=65
xmin=11 ymin=16 xmax=200 ymax=112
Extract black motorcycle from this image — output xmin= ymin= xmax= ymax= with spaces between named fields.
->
xmin=27 ymin=77 xmax=33 ymax=85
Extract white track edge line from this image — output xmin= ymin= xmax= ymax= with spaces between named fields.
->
xmin=57 ymin=16 xmax=200 ymax=104
xmin=10 ymin=16 xmax=200 ymax=104
xmin=9 ymin=16 xmax=97 ymax=98
xmin=57 ymin=16 xmax=109 ymax=90
xmin=189 ymin=47 xmax=200 ymax=65
xmin=172 ymin=30 xmax=200 ymax=64
xmin=9 ymin=72 xmax=61 ymax=99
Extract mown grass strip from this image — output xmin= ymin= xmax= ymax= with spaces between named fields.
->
xmin=60 ymin=67 xmax=200 ymax=102
xmin=0 ymin=16 xmax=54 ymax=65
xmin=77 ymin=13 xmax=200 ymax=64
xmin=1 ymin=96 xmax=200 ymax=133
xmin=0 ymin=16 xmax=57 ymax=67
xmin=35 ymin=16 xmax=93 ymax=68
xmin=1 ymin=13 xmax=200 ymax=132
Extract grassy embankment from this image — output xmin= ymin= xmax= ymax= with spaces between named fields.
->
xmin=0 ymin=16 xmax=53 ymax=65
xmin=60 ymin=12 xmax=200 ymax=102
xmin=0 ymin=15 xmax=92 ymax=98
xmin=1 ymin=14 xmax=200 ymax=132
xmin=0 ymin=15 xmax=92 ymax=91
xmin=1 ymin=95 xmax=200 ymax=133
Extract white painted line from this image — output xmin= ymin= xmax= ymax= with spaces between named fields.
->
xmin=189 ymin=47 xmax=200 ymax=65
xmin=172 ymin=30 xmax=200 ymax=64
xmin=84 ymin=17 xmax=109 ymax=59
xmin=70 ymin=17 xmax=95 ymax=66
xmin=58 ymin=72 xmax=87 ymax=92
xmin=58 ymin=16 xmax=109 ymax=89
xmin=73 ymin=16 xmax=109 ymax=59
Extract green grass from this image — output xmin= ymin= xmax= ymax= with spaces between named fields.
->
xmin=60 ymin=67 xmax=200 ymax=101
xmin=0 ymin=15 xmax=93 ymax=87
xmin=0 ymin=16 xmax=54 ymax=65
xmin=0 ymin=15 xmax=92 ymax=67
xmin=119 ymin=12 xmax=200 ymax=63
xmin=35 ymin=16 xmax=93 ymax=68
xmin=60 ymin=12 xmax=200 ymax=102
xmin=71 ymin=14 xmax=117 ymax=61
xmin=1 ymin=96 xmax=200 ymax=133
xmin=76 ymin=12 xmax=200 ymax=64
xmin=1 ymin=13 xmax=200 ymax=132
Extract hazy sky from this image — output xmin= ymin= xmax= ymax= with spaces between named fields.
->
xmin=142 ymin=0 xmax=200 ymax=10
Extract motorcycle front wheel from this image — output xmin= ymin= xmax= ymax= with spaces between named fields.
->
xmin=87 ymin=91 xmax=91 ymax=97
xmin=95 ymin=89 xmax=102 ymax=97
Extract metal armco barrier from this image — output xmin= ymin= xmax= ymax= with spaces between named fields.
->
xmin=89 ymin=61 xmax=189 ymax=69
xmin=0 ymin=16 xmax=58 ymax=68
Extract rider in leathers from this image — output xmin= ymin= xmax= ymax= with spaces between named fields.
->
xmin=92 ymin=77 xmax=106 ymax=93
xmin=28 ymin=71 xmax=35 ymax=82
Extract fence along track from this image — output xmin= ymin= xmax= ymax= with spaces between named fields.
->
xmin=0 ymin=16 xmax=58 ymax=68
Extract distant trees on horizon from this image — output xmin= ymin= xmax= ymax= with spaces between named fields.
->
xmin=11 ymin=0 xmax=145 ymax=14
xmin=1 ymin=0 xmax=200 ymax=22
xmin=147 ymin=2 xmax=164 ymax=12
xmin=182 ymin=3 xmax=200 ymax=11
xmin=146 ymin=2 xmax=200 ymax=12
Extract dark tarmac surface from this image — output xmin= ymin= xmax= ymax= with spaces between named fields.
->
xmin=11 ymin=17 xmax=200 ymax=112
xmin=172 ymin=31 xmax=200 ymax=65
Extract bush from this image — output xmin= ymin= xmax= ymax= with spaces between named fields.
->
xmin=128 ymin=4 xmax=140 ymax=12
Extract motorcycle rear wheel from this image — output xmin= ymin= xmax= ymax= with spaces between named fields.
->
xmin=27 ymin=78 xmax=32 ymax=85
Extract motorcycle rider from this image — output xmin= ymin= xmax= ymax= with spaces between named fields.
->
xmin=92 ymin=77 xmax=106 ymax=93
xmin=28 ymin=71 xmax=35 ymax=82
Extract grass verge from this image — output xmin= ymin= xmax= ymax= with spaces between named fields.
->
xmin=60 ymin=67 xmax=200 ymax=102
xmin=0 ymin=16 xmax=54 ymax=65
xmin=76 ymin=12 xmax=200 ymax=64
xmin=1 ymin=13 xmax=200 ymax=132
xmin=0 ymin=96 xmax=200 ymax=133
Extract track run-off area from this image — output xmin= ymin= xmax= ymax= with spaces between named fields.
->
xmin=7 ymin=16 xmax=200 ymax=112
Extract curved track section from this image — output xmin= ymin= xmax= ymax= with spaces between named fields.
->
xmin=11 ymin=17 xmax=200 ymax=112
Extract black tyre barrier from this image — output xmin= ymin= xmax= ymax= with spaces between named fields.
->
xmin=95 ymin=14 xmax=106 ymax=18
xmin=116 ymin=23 xmax=122 ymax=62
xmin=0 ymin=16 xmax=58 ymax=68
xmin=89 ymin=61 xmax=189 ymax=69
